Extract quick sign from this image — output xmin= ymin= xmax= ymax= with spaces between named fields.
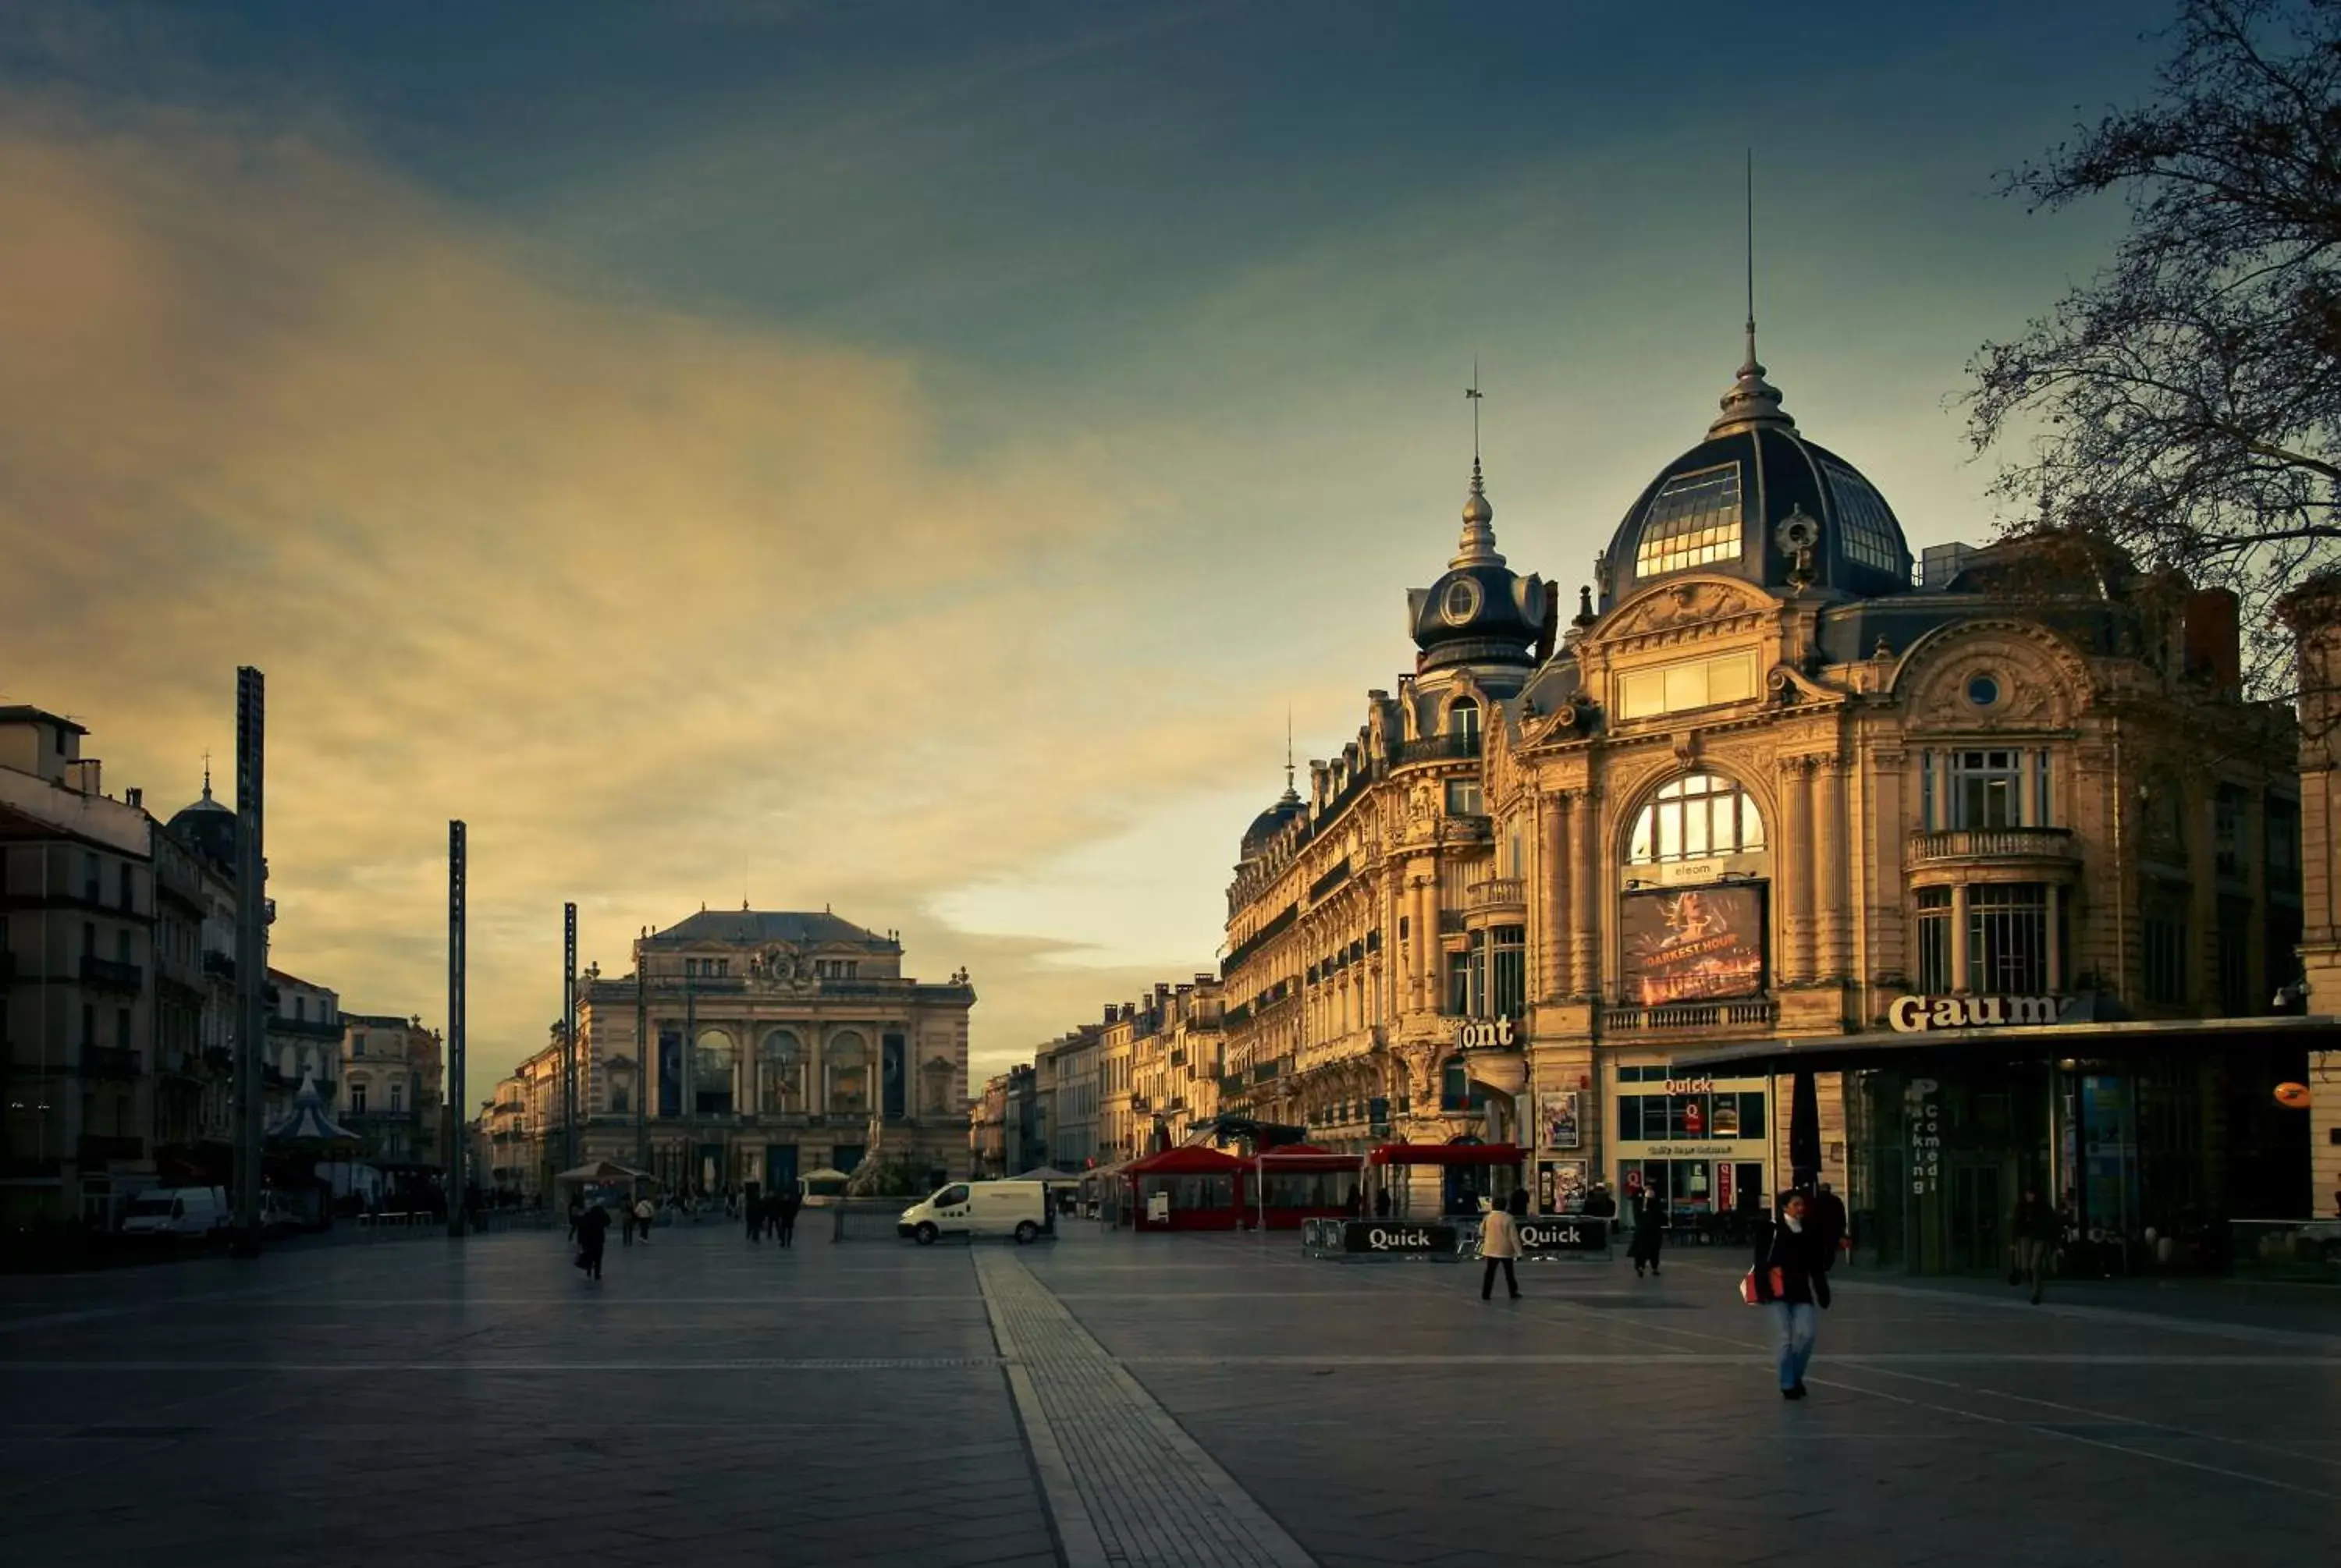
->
xmin=1519 ymin=1219 xmax=1607 ymax=1255
xmin=1887 ymin=995 xmax=2064 ymax=1033
xmin=1338 ymin=1222 xmax=1457 ymax=1255
xmin=1455 ymin=1017 xmax=1517 ymax=1049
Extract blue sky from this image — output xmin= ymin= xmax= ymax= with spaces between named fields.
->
xmin=0 ymin=2 xmax=2173 ymax=1081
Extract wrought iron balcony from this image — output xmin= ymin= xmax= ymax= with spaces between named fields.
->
xmin=1906 ymin=827 xmax=2077 ymax=867
xmin=1393 ymin=733 xmax=1482 ymax=765
xmin=79 ymin=955 xmax=144 ymax=992
xmin=1600 ymin=999 xmax=1779 ymax=1034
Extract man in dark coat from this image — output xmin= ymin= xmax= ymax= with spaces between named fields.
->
xmin=575 ymin=1201 xmax=610 ymax=1282
xmin=1753 ymin=1191 xmax=1833 ymax=1399
xmin=775 ymin=1187 xmax=801 ymax=1248
xmin=1628 ymin=1190 xmax=1666 ymax=1277
xmin=2009 ymin=1187 xmax=2057 ymax=1304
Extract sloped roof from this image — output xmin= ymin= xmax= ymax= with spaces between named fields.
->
xmin=649 ymin=910 xmax=896 ymax=949
xmin=266 ymin=1072 xmax=359 ymax=1144
xmin=1124 ymin=1144 xmax=1248 ymax=1176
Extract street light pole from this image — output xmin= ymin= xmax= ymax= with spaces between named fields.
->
xmin=634 ymin=956 xmax=648 ymax=1173
xmin=230 ymin=667 xmax=266 ymax=1260
xmin=447 ymin=821 xmax=467 ymax=1238
xmin=563 ymin=902 xmax=578 ymax=1173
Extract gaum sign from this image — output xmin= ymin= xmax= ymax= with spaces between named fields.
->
xmin=1886 ymin=995 xmax=2065 ymax=1034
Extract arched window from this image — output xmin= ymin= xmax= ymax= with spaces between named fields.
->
xmin=827 ymin=1031 xmax=869 ymax=1115
xmin=760 ymin=1030 xmax=803 ymax=1114
xmin=694 ymin=1029 xmax=736 ymax=1116
xmin=1626 ymin=773 xmax=1766 ymax=865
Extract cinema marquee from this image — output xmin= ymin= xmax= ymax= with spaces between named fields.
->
xmin=1886 ymin=994 xmax=2064 ymax=1034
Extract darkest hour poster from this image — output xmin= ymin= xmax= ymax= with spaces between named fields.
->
xmin=1620 ymin=885 xmax=1767 ymax=1005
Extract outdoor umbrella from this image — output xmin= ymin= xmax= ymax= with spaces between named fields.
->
xmin=1789 ymin=1070 xmax=1822 ymax=1193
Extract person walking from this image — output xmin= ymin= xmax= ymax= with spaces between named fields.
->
xmin=2010 ymin=1186 xmax=2057 ymax=1304
xmin=1812 ymin=1182 xmax=1849 ymax=1269
xmin=745 ymin=1184 xmax=764 ymax=1244
xmin=1479 ymin=1187 xmax=1525 ymax=1300
xmin=632 ymin=1194 xmax=655 ymax=1245
xmin=1752 ymin=1190 xmax=1833 ymax=1399
xmin=566 ymin=1194 xmax=584 ymax=1245
xmin=776 ymin=1187 xmax=800 ymax=1248
xmin=575 ymin=1200 xmax=611 ymax=1282
xmin=1373 ymin=1185 xmax=1393 ymax=1219
xmin=1629 ymin=1189 xmax=1667 ymax=1278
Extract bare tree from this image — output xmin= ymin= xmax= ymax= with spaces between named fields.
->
xmin=1967 ymin=0 xmax=2341 ymax=687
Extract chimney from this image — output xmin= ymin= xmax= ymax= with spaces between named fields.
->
xmin=2183 ymin=588 xmax=2243 ymax=697
xmin=126 ymin=787 xmax=143 ymax=810
xmin=1103 ymin=1005 xmax=1117 ymax=1026
xmin=64 ymin=757 xmax=101 ymax=796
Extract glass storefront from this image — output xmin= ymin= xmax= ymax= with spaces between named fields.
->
xmin=1845 ymin=1036 xmax=2312 ymax=1275
xmin=1607 ymin=1062 xmax=1772 ymax=1234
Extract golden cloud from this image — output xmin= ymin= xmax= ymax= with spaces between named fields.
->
xmin=0 ymin=99 xmax=1267 ymax=1087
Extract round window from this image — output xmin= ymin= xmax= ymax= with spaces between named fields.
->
xmin=1441 ymin=578 xmax=1482 ymax=626
xmin=1967 ymin=674 xmax=2001 ymax=708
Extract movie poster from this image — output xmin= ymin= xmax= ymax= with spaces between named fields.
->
xmin=1540 ymin=1091 xmax=1582 ymax=1150
xmin=1619 ymin=885 xmax=1767 ymax=1006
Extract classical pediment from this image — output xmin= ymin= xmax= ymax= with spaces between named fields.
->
xmin=1600 ymin=577 xmax=1774 ymax=642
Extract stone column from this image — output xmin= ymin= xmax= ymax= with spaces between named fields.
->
xmin=1545 ymin=793 xmax=1573 ymax=1001
xmin=1571 ymin=788 xmax=1601 ymax=1002
xmin=1778 ymin=758 xmax=1813 ymax=984
xmin=1813 ymin=757 xmax=1849 ymax=982
xmin=1950 ymin=884 xmax=1971 ymax=992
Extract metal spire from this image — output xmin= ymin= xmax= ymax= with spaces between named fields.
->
xmin=201 ymin=750 xmax=212 ymax=801
xmin=1281 ymin=708 xmax=1298 ymax=802
xmin=1709 ymin=151 xmax=1793 ymax=436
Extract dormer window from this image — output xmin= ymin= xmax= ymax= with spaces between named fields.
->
xmin=1441 ymin=578 xmax=1482 ymax=626
xmin=1448 ymin=698 xmax=1480 ymax=743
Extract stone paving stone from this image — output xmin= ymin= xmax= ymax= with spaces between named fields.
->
xmin=3 ymin=1219 xmax=2338 ymax=1566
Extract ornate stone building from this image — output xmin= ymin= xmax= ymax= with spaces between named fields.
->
xmin=1219 ymin=332 xmax=2316 ymax=1258
xmin=567 ymin=908 xmax=972 ymax=1196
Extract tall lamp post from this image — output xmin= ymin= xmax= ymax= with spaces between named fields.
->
xmin=446 ymin=821 xmax=467 ymax=1238
xmin=230 ymin=667 xmax=267 ymax=1260
xmin=562 ymin=903 xmax=578 ymax=1173
xmin=634 ymin=955 xmax=648 ymax=1174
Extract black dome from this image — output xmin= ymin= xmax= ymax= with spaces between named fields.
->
xmin=1241 ymin=789 xmax=1305 ymax=857
xmin=1600 ymin=345 xmax=1913 ymax=610
xmin=167 ymin=784 xmax=236 ymax=873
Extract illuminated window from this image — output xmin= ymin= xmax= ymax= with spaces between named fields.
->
xmin=1821 ymin=459 xmax=1905 ymax=574
xmin=1615 ymin=651 xmax=1760 ymax=720
xmin=1626 ymin=773 xmax=1767 ymax=865
xmin=1635 ymin=464 xmax=1742 ymax=576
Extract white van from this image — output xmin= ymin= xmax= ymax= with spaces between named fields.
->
xmin=897 ymin=1180 xmax=1049 ymax=1245
xmin=121 ymin=1186 xmax=228 ymax=1239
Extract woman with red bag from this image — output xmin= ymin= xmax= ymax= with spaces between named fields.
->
xmin=1750 ymin=1190 xmax=1831 ymax=1399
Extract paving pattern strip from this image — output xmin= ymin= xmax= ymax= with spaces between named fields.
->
xmin=975 ymin=1248 xmax=1317 ymax=1568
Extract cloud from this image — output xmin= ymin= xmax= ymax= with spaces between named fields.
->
xmin=0 ymin=92 xmax=1278 ymax=1087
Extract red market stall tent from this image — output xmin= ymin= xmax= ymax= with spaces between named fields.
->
xmin=1121 ymin=1145 xmax=1249 ymax=1232
xmin=1250 ymin=1145 xmax=1364 ymax=1229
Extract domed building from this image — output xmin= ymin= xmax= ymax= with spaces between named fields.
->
xmin=1211 ymin=325 xmax=2321 ymax=1262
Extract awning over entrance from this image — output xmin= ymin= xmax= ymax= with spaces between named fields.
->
xmin=1670 ymin=1013 xmax=2341 ymax=1075
xmin=1368 ymin=1141 xmax=1524 ymax=1168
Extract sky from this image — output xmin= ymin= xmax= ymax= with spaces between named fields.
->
xmin=0 ymin=1 xmax=2176 ymax=1093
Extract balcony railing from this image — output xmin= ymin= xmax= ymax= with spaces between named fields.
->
xmin=1906 ymin=827 xmax=2077 ymax=866
xmin=1465 ymin=877 xmax=1526 ymax=915
xmin=272 ymin=1016 xmax=345 ymax=1040
xmin=79 ymin=955 xmax=144 ymax=992
xmin=1393 ymin=733 xmax=1482 ymax=766
xmin=1601 ymin=999 xmax=1779 ymax=1034
xmin=80 ymin=1045 xmax=141 ymax=1079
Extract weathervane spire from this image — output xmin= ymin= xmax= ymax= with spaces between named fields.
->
xmin=1281 ymin=707 xmax=1298 ymax=803
xmin=201 ymin=750 xmax=212 ymax=801
xmin=1453 ymin=365 xmax=1503 ymax=568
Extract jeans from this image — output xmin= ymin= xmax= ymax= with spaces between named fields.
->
xmin=1767 ymin=1301 xmax=1817 ymax=1389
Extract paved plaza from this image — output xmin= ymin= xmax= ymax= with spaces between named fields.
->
xmin=1 ymin=1221 xmax=2336 ymax=1568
